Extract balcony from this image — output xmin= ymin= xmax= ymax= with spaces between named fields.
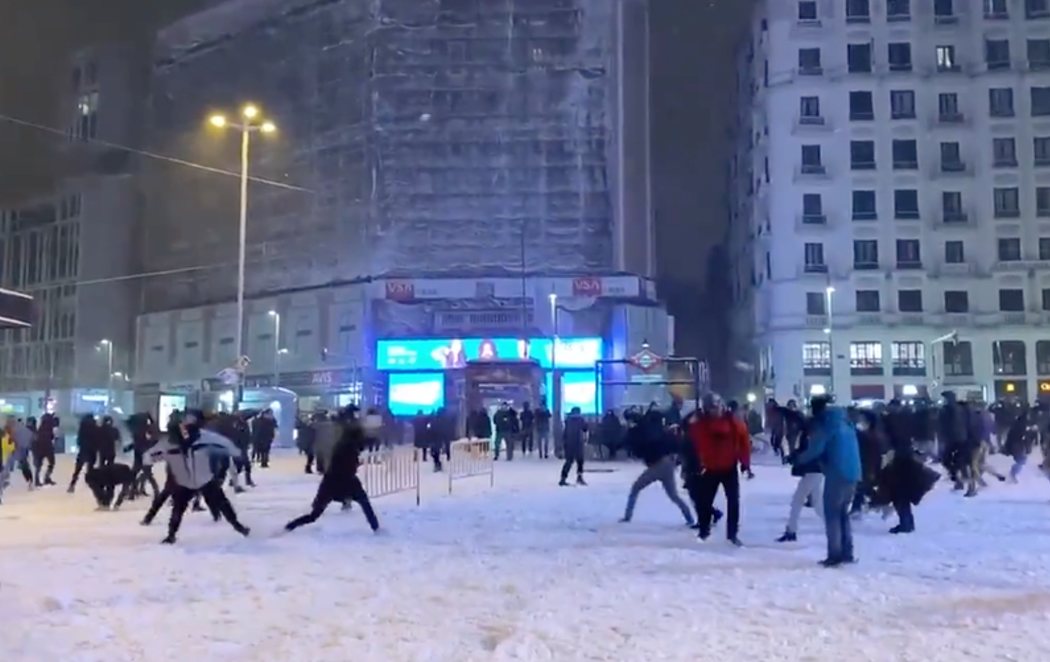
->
xmin=851 ymin=160 xmax=877 ymax=171
xmin=995 ymin=209 xmax=1022 ymax=219
xmin=803 ymin=263 xmax=828 ymax=275
xmin=893 ymin=159 xmax=919 ymax=170
xmin=1003 ymin=311 xmax=1028 ymax=325
xmin=893 ymin=362 xmax=927 ymax=377
xmin=939 ymin=161 xmax=969 ymax=176
xmin=941 ymin=211 xmax=970 ymax=225
xmin=985 ymin=10 xmax=1009 ymax=19
xmin=846 ymin=13 xmax=871 ymax=24
xmin=798 ymin=213 xmax=828 ymax=228
xmin=805 ymin=314 xmax=828 ymax=329
xmin=853 ymin=261 xmax=880 ymax=271
xmin=798 ymin=65 xmax=824 ymax=76
xmin=850 ymin=111 xmax=875 ymax=122
xmin=934 ymin=13 xmax=959 ymax=24
xmin=944 ymin=312 xmax=973 ymax=326
xmin=897 ymin=261 xmax=923 ymax=270
xmin=936 ymin=112 xmax=965 ymax=125
xmin=794 ymin=116 xmax=832 ymax=134
xmin=986 ymin=59 xmax=1012 ymax=71
xmin=794 ymin=165 xmax=830 ymax=182
xmin=855 ymin=313 xmax=884 ymax=326
xmin=895 ymin=210 xmax=921 ymax=221
xmin=993 ymin=157 xmax=1019 ymax=168
xmin=853 ymin=210 xmax=878 ymax=222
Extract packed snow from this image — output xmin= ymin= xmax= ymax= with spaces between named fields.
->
xmin=2 ymin=451 xmax=1050 ymax=661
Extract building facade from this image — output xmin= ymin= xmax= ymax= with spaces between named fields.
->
xmin=133 ymin=0 xmax=664 ymax=417
xmin=729 ymin=0 xmax=1050 ymax=404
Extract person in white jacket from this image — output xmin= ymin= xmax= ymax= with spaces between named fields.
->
xmin=144 ymin=413 xmax=249 ymax=544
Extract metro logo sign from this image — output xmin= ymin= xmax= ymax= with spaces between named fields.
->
xmin=572 ymin=277 xmax=602 ymax=297
xmin=385 ymin=280 xmax=415 ymax=301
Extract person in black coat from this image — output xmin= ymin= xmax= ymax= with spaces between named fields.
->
xmin=97 ymin=416 xmax=121 ymax=467
xmin=32 ymin=414 xmax=58 ymax=486
xmin=85 ymin=462 xmax=137 ymax=510
xmin=68 ymin=415 xmax=100 ymax=493
xmin=252 ymin=409 xmax=278 ymax=468
xmin=285 ymin=422 xmax=379 ymax=533
xmin=559 ymin=408 xmax=589 ymax=486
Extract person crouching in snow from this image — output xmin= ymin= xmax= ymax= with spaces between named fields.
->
xmin=85 ymin=462 xmax=136 ymax=510
xmin=145 ymin=412 xmax=249 ymax=544
xmin=688 ymin=394 xmax=750 ymax=546
xmin=621 ymin=411 xmax=694 ymax=526
xmin=790 ymin=398 xmax=862 ymax=567
xmin=285 ymin=420 xmax=379 ymax=533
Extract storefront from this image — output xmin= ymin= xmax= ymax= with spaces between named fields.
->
xmin=375 ymin=336 xmax=604 ymax=417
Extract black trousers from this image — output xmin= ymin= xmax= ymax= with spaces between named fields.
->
xmin=893 ymin=497 xmax=915 ymax=530
xmin=305 ymin=449 xmax=315 ymax=473
xmin=131 ymin=452 xmax=159 ymax=497
xmin=697 ymin=469 xmax=740 ymax=540
xmin=431 ymin=443 xmax=443 ymax=471
xmin=259 ymin=443 xmax=272 ymax=468
xmin=521 ymin=431 xmax=534 ymax=454
xmin=560 ymin=445 xmax=584 ymax=482
xmin=167 ymin=481 xmax=246 ymax=541
xmin=32 ymin=446 xmax=55 ymax=485
xmin=69 ymin=452 xmax=97 ymax=489
xmin=89 ymin=477 xmax=133 ymax=510
xmin=286 ymin=476 xmax=379 ymax=532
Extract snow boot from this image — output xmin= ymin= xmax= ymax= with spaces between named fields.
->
xmin=576 ymin=476 xmax=587 ymax=486
xmin=776 ymin=531 xmax=797 ymax=543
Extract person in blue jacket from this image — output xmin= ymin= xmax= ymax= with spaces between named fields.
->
xmin=792 ymin=397 xmax=862 ymax=567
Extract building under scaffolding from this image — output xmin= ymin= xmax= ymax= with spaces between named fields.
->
xmin=140 ymin=0 xmax=653 ymax=312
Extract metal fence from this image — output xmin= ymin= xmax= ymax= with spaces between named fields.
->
xmin=448 ymin=438 xmax=494 ymax=495
xmin=359 ymin=445 xmax=422 ymax=505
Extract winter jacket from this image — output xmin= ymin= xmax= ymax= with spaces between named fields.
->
xmin=629 ymin=426 xmax=678 ymax=466
xmin=788 ymin=421 xmax=821 ymax=477
xmin=494 ymin=409 xmax=520 ymax=435
xmin=688 ymin=413 xmax=751 ymax=473
xmin=795 ymin=407 xmax=862 ymax=483
xmin=9 ymin=423 xmax=33 ymax=453
xmin=562 ymin=414 xmax=589 ymax=452
xmin=520 ymin=407 xmax=534 ymax=433
xmin=252 ymin=417 xmax=277 ymax=447
xmin=534 ymin=408 xmax=552 ymax=433
xmin=318 ymin=425 xmax=367 ymax=500
xmin=314 ymin=419 xmax=342 ymax=472
xmin=145 ymin=428 xmax=241 ymax=490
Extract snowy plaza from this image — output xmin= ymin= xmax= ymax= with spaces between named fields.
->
xmin=2 ymin=452 xmax=1050 ymax=662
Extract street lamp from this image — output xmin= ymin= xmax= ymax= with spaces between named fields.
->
xmin=548 ymin=291 xmax=559 ymax=418
xmin=824 ymin=286 xmax=836 ymax=397
xmin=208 ymin=104 xmax=278 ymax=381
xmin=268 ymin=310 xmax=281 ymax=385
xmin=98 ymin=339 xmax=113 ymax=409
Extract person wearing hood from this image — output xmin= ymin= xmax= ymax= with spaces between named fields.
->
xmin=559 ymin=407 xmax=589 ymax=486
xmin=777 ymin=406 xmax=822 ymax=542
xmin=32 ymin=413 xmax=58 ymax=487
xmin=98 ymin=416 xmax=121 ymax=467
xmin=687 ymin=393 xmax=750 ymax=545
xmin=792 ymin=401 xmax=862 ymax=567
xmin=285 ymin=420 xmax=379 ymax=533
xmin=621 ymin=415 xmax=694 ymax=526
xmin=144 ymin=412 xmax=249 ymax=544
xmin=252 ymin=409 xmax=278 ymax=468
xmin=68 ymin=415 xmax=100 ymax=493
xmin=0 ymin=417 xmax=34 ymax=503
xmin=1004 ymin=406 xmax=1036 ymax=482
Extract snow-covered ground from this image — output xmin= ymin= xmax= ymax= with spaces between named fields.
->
xmin=2 ymin=450 xmax=1050 ymax=661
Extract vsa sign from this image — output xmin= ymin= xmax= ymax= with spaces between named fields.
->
xmin=572 ymin=277 xmax=602 ymax=297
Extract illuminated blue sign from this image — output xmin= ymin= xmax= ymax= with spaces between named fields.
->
xmin=387 ymin=372 xmax=445 ymax=416
xmin=376 ymin=337 xmax=603 ymax=371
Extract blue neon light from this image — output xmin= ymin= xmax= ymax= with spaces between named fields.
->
xmin=376 ymin=337 xmax=603 ymax=371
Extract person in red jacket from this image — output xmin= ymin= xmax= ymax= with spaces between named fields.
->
xmin=688 ymin=393 xmax=751 ymax=545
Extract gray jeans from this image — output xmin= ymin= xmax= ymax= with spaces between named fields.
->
xmin=786 ymin=473 xmax=823 ymax=534
xmin=623 ymin=456 xmax=694 ymax=524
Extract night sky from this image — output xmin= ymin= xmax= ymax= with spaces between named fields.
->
xmin=0 ymin=0 xmax=752 ymax=364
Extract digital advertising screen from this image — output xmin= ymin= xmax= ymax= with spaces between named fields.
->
xmin=387 ymin=372 xmax=445 ymax=416
xmin=376 ymin=336 xmax=603 ymax=371
xmin=561 ymin=370 xmax=600 ymax=415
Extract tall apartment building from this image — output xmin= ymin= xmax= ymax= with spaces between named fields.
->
xmin=729 ymin=0 xmax=1050 ymax=404
xmin=0 ymin=45 xmax=144 ymax=419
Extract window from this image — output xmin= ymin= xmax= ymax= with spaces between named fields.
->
xmin=856 ymin=290 xmax=881 ymax=312
xmin=1038 ymin=187 xmax=1050 ymax=217
xmin=989 ymin=88 xmax=1015 ymax=117
xmin=894 ymin=189 xmax=920 ymax=219
xmin=803 ymin=193 xmax=824 ymax=222
xmin=846 ymin=0 xmax=870 ymax=22
xmin=798 ymin=1 xmax=818 ymax=20
xmin=896 ymin=239 xmax=921 ymax=268
xmin=998 ymin=237 xmax=1022 ymax=261
xmin=985 ymin=0 xmax=1008 ymax=18
xmin=986 ymin=39 xmax=1011 ymax=69
xmin=1029 ymin=0 xmax=1050 ymax=18
xmin=803 ymin=341 xmax=831 ymax=373
xmin=945 ymin=290 xmax=969 ymax=312
xmin=799 ymin=48 xmax=822 ymax=74
xmin=850 ymin=341 xmax=883 ymax=374
xmin=936 ymin=45 xmax=958 ymax=71
xmin=995 ymin=187 xmax=1021 ymax=217
xmin=1029 ymin=39 xmax=1050 ymax=69
xmin=806 ymin=292 xmax=827 ymax=315
xmin=1044 ymin=289 xmax=1050 ymax=311
xmin=890 ymin=90 xmax=915 ymax=119
xmin=1039 ymin=341 xmax=1050 ymax=374
xmin=848 ymin=43 xmax=873 ymax=72
xmin=892 ymin=139 xmax=918 ymax=169
xmin=1041 ymin=237 xmax=1050 ymax=260
xmin=849 ymin=91 xmax=874 ymax=120
xmin=993 ymin=137 xmax=1018 ymax=166
xmin=1033 ymin=87 xmax=1050 ymax=116
xmin=853 ymin=190 xmax=877 ymax=220
xmin=1035 ymin=137 xmax=1050 ymax=165
xmin=935 ymin=0 xmax=955 ymax=18
xmin=72 ymin=92 xmax=99 ymax=141
xmin=888 ymin=42 xmax=913 ymax=71
xmin=942 ymin=192 xmax=965 ymax=222
xmin=887 ymin=0 xmax=910 ymax=19
xmin=944 ymin=341 xmax=974 ymax=376
xmin=938 ymin=93 xmax=961 ymax=121
xmin=804 ymin=242 xmax=826 ymax=271
xmin=994 ymin=340 xmax=1027 ymax=375
xmin=851 ymin=140 xmax=876 ymax=169
xmin=801 ymin=145 xmax=823 ymax=172
xmin=940 ymin=142 xmax=963 ymax=171
xmin=800 ymin=96 xmax=821 ymax=121
xmin=999 ymin=289 xmax=1025 ymax=311
xmin=892 ymin=342 xmax=926 ymax=375
xmin=854 ymin=239 xmax=879 ymax=269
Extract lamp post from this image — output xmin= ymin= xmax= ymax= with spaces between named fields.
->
xmin=99 ymin=339 xmax=113 ymax=409
xmin=208 ymin=105 xmax=277 ymax=383
xmin=548 ymin=292 xmax=559 ymax=420
xmin=268 ymin=310 xmax=281 ymax=386
xmin=823 ymin=285 xmax=836 ymax=397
